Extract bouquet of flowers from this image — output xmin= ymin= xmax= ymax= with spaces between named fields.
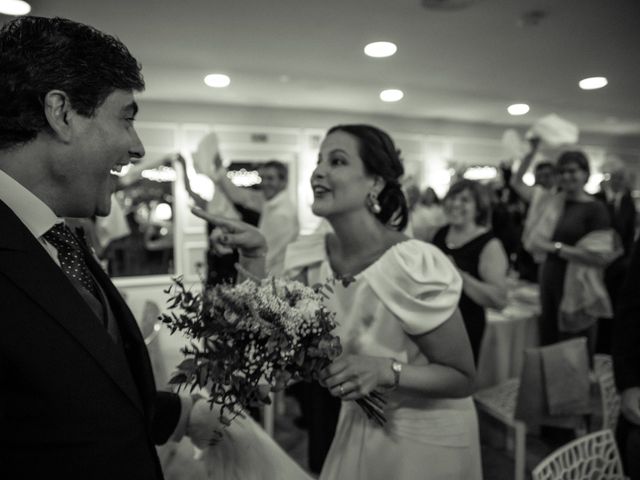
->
xmin=160 ymin=272 xmax=342 ymax=442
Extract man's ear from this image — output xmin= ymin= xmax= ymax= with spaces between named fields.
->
xmin=43 ymin=90 xmax=74 ymax=142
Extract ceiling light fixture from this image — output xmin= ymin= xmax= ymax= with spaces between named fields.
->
xmin=204 ymin=73 xmax=231 ymax=88
xmin=380 ymin=89 xmax=404 ymax=102
xmin=579 ymin=76 xmax=608 ymax=90
xmin=364 ymin=41 xmax=397 ymax=58
xmin=0 ymin=0 xmax=31 ymax=15
xmin=507 ymin=103 xmax=529 ymax=116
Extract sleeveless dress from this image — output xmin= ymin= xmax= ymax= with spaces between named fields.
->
xmin=433 ymin=226 xmax=496 ymax=364
xmin=285 ymin=235 xmax=483 ymax=480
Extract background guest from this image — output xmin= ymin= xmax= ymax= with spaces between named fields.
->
xmin=595 ymin=158 xmax=637 ymax=353
xmin=510 ymin=137 xmax=559 ymax=282
xmin=212 ymin=156 xmax=299 ymax=276
xmin=528 ymin=151 xmax=612 ymax=353
xmin=433 ymin=179 xmax=509 ymax=364
xmin=404 ymin=182 xmax=446 ymax=242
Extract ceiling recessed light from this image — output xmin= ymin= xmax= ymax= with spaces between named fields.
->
xmin=507 ymin=103 xmax=529 ymax=116
xmin=204 ymin=73 xmax=231 ymax=88
xmin=0 ymin=0 xmax=31 ymax=15
xmin=579 ymin=76 xmax=608 ymax=90
xmin=380 ymin=89 xmax=404 ymax=102
xmin=364 ymin=41 xmax=397 ymax=58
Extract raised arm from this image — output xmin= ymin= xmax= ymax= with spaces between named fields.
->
xmin=175 ymin=154 xmax=208 ymax=210
xmin=212 ymin=154 xmax=264 ymax=212
xmin=510 ymin=137 xmax=541 ymax=203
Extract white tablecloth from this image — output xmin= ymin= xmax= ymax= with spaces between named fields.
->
xmin=476 ymin=281 xmax=540 ymax=389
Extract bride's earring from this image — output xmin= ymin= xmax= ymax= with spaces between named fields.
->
xmin=367 ymin=192 xmax=382 ymax=214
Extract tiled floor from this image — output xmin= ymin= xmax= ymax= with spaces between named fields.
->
xmin=161 ymin=395 xmax=561 ymax=480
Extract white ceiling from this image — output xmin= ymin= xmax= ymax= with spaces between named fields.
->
xmin=7 ymin=0 xmax=640 ymax=137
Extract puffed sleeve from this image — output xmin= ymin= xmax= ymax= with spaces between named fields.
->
xmin=283 ymin=233 xmax=327 ymax=279
xmin=363 ymin=240 xmax=462 ymax=335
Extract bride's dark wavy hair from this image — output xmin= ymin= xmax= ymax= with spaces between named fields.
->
xmin=327 ymin=124 xmax=408 ymax=231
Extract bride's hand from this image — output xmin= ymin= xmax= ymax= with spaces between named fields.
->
xmin=319 ymin=354 xmax=394 ymax=401
xmin=191 ymin=207 xmax=267 ymax=259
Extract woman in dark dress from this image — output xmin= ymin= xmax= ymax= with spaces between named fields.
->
xmin=529 ymin=151 xmax=611 ymax=351
xmin=434 ymin=179 xmax=509 ymax=363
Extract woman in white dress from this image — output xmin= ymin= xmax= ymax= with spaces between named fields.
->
xmin=194 ymin=124 xmax=482 ymax=479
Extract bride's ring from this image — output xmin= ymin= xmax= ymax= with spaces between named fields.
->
xmin=339 ymin=384 xmax=345 ymax=397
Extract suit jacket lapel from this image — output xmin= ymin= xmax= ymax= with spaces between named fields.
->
xmin=0 ymin=201 xmax=144 ymax=414
xmin=83 ymin=247 xmax=157 ymax=413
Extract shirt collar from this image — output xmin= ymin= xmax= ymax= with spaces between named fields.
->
xmin=0 ymin=168 xmax=61 ymax=238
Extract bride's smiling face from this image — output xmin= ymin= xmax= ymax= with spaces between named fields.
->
xmin=310 ymin=131 xmax=376 ymax=218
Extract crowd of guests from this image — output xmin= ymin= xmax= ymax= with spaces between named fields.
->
xmin=2 ymin=13 xmax=638 ymax=480
xmin=191 ymin=124 xmax=639 ymax=477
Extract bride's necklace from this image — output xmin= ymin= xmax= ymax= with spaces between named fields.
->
xmin=330 ymin=242 xmax=391 ymax=280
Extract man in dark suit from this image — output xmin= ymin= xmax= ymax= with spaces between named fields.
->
xmin=594 ymin=166 xmax=636 ymax=256
xmin=0 ymin=16 xmax=215 ymax=479
xmin=594 ymin=163 xmax=637 ymax=353
xmin=613 ymin=237 xmax=640 ymax=480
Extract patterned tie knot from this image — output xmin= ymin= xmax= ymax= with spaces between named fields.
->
xmin=44 ymin=223 xmax=98 ymax=297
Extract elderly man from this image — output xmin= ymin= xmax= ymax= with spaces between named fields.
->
xmin=0 ymin=16 xmax=218 ymax=479
xmin=595 ymin=158 xmax=637 ymax=353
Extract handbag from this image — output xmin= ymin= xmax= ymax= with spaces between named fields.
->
xmin=514 ymin=338 xmax=591 ymax=428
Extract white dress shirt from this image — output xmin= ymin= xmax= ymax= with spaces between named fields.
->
xmin=259 ymin=190 xmax=299 ymax=276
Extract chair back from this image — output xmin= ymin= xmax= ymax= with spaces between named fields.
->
xmin=531 ymin=429 xmax=624 ymax=480
xmin=594 ymin=353 xmax=614 ymax=378
xmin=592 ymin=354 xmax=621 ymax=433
xmin=515 ymin=338 xmax=591 ymax=429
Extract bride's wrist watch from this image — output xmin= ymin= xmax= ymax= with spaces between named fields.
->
xmin=388 ymin=359 xmax=402 ymax=390
xmin=553 ymin=242 xmax=563 ymax=255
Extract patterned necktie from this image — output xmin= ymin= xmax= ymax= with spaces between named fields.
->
xmin=43 ymin=223 xmax=99 ymax=298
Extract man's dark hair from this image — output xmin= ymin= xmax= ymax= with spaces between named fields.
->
xmin=0 ymin=16 xmax=144 ymax=149
xmin=262 ymin=160 xmax=288 ymax=183
xmin=534 ymin=161 xmax=555 ymax=173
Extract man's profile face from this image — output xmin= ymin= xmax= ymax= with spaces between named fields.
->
xmin=259 ymin=166 xmax=286 ymax=200
xmin=60 ymin=90 xmax=145 ymax=217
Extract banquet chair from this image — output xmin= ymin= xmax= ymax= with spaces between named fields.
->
xmin=474 ymin=378 xmax=526 ymax=480
xmin=594 ymin=353 xmax=614 ymax=378
xmin=591 ymin=354 xmax=621 ymax=434
xmin=474 ymin=338 xmax=594 ymax=480
xmin=531 ymin=429 xmax=625 ymax=480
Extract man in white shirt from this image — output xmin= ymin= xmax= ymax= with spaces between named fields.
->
xmin=0 ymin=16 xmax=217 ymax=480
xmin=213 ymin=159 xmax=299 ymax=275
